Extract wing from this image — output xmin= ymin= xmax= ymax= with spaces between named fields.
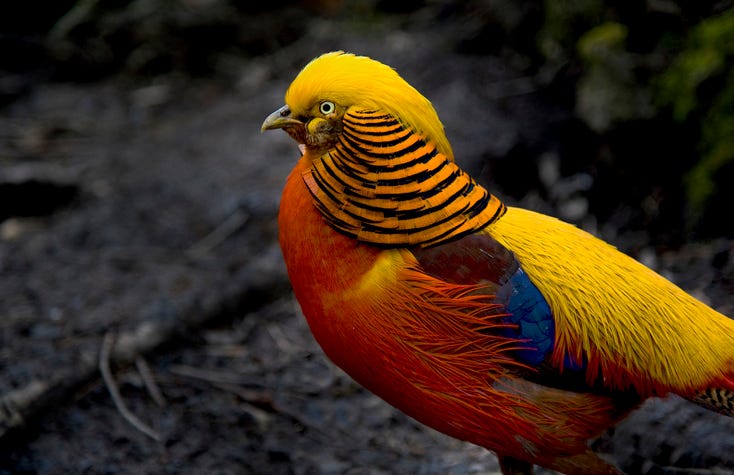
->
xmin=412 ymin=232 xmax=627 ymax=397
xmin=487 ymin=206 xmax=734 ymax=399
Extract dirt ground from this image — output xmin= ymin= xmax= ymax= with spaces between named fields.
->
xmin=1 ymin=2 xmax=733 ymax=474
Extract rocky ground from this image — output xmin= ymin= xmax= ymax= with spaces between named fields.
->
xmin=1 ymin=2 xmax=733 ymax=474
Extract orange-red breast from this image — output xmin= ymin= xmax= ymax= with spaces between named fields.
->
xmin=262 ymin=51 xmax=734 ymax=475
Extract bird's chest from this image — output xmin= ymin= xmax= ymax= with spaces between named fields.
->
xmin=278 ymin=158 xmax=381 ymax=298
xmin=278 ymin=159 xmax=394 ymax=366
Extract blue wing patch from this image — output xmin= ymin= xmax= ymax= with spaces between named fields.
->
xmin=410 ymin=233 xmax=582 ymax=370
xmin=499 ymin=267 xmax=555 ymax=366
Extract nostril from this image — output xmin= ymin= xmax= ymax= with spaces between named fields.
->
xmin=280 ymin=107 xmax=290 ymax=117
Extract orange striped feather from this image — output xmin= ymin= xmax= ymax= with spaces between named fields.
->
xmin=302 ymin=109 xmax=506 ymax=247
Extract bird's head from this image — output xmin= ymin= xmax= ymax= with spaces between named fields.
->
xmin=261 ymin=51 xmax=453 ymax=160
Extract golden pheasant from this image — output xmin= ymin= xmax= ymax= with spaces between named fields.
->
xmin=262 ymin=51 xmax=734 ymax=475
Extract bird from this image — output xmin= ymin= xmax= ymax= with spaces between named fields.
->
xmin=261 ymin=51 xmax=734 ymax=475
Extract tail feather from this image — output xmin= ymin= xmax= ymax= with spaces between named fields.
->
xmin=690 ymin=374 xmax=734 ymax=417
xmin=691 ymin=387 xmax=734 ymax=416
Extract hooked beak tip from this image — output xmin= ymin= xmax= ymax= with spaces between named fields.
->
xmin=261 ymin=105 xmax=302 ymax=132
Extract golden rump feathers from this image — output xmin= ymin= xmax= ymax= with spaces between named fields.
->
xmin=284 ymin=51 xmax=454 ymax=160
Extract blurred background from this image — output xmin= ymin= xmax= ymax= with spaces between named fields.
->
xmin=1 ymin=1 xmax=733 ymax=473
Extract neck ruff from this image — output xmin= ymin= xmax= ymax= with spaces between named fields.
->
xmin=302 ymin=109 xmax=505 ymax=247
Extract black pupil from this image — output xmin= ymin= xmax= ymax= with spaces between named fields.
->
xmin=322 ymin=103 xmax=332 ymax=113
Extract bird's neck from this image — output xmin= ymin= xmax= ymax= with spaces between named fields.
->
xmin=302 ymin=108 xmax=506 ymax=247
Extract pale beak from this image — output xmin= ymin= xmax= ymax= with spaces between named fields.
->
xmin=261 ymin=105 xmax=303 ymax=132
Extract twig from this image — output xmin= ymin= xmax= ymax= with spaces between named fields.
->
xmin=186 ymin=209 xmax=250 ymax=258
xmin=48 ymin=0 xmax=100 ymax=40
xmin=0 ymin=380 xmax=49 ymax=431
xmin=99 ymin=332 xmax=161 ymax=442
xmin=135 ymin=356 xmax=166 ymax=407
xmin=169 ymin=364 xmax=255 ymax=386
xmin=0 ymin=249 xmax=288 ymax=441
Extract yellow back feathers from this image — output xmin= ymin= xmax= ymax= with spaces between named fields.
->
xmin=488 ymin=207 xmax=734 ymax=395
xmin=285 ymin=51 xmax=454 ymax=160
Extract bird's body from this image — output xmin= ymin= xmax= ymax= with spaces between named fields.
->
xmin=264 ymin=52 xmax=734 ymax=474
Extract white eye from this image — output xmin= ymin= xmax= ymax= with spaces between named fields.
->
xmin=319 ymin=101 xmax=335 ymax=115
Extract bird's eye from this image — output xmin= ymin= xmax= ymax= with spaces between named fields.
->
xmin=319 ymin=101 xmax=335 ymax=115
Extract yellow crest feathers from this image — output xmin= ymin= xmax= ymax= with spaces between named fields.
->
xmin=284 ymin=51 xmax=454 ymax=160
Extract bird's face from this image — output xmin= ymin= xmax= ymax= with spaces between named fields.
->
xmin=262 ymin=52 xmax=502 ymax=247
xmin=261 ymin=98 xmax=346 ymax=157
xmin=261 ymin=51 xmax=453 ymax=161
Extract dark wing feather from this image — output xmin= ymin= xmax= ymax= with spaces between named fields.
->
xmin=412 ymin=233 xmax=554 ymax=367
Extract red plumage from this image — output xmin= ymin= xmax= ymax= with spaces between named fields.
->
xmin=266 ymin=51 xmax=734 ymax=475
xmin=279 ymin=156 xmax=630 ymax=474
